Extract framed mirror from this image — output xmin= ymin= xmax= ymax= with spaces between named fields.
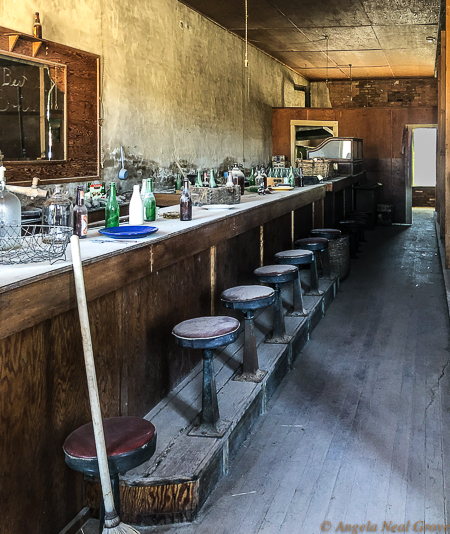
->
xmin=0 ymin=53 xmax=66 ymax=161
xmin=0 ymin=26 xmax=99 ymax=185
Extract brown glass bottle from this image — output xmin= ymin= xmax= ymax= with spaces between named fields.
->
xmin=180 ymin=178 xmax=192 ymax=221
xmin=33 ymin=13 xmax=42 ymax=39
xmin=73 ymin=185 xmax=88 ymax=238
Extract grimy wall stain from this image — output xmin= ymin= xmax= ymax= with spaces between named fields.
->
xmin=1 ymin=0 xmax=307 ymax=189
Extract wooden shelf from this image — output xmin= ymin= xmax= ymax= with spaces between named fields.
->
xmin=6 ymin=32 xmax=43 ymax=57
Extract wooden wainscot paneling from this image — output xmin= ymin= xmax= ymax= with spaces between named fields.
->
xmin=85 ymin=480 xmax=199 ymax=524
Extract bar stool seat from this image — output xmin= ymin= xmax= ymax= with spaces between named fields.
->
xmin=254 ymin=264 xmax=297 ymax=344
xmin=311 ymin=228 xmax=342 ymax=240
xmin=173 ymin=316 xmax=240 ymax=437
xmin=274 ymin=249 xmax=313 ymax=316
xmin=295 ymin=237 xmax=329 ymax=291
xmin=64 ymin=417 xmax=156 ymax=532
xmin=221 ymin=285 xmax=274 ymax=382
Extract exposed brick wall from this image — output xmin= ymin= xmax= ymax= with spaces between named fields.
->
xmin=329 ymin=78 xmax=438 ymax=108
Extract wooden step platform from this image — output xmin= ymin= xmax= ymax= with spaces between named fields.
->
xmin=85 ymin=274 xmax=339 ymax=526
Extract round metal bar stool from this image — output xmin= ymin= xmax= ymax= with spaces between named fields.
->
xmin=254 ymin=264 xmax=298 ymax=344
xmin=294 ymin=237 xmax=328 ymax=291
xmin=64 ymin=417 xmax=157 ymax=533
xmin=221 ymin=285 xmax=275 ymax=382
xmin=274 ymin=249 xmax=313 ymax=317
xmin=172 ymin=316 xmax=240 ymax=437
xmin=310 ymin=228 xmax=342 ymax=241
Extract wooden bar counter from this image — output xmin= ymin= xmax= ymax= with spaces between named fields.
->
xmin=0 ymin=179 xmax=355 ymax=533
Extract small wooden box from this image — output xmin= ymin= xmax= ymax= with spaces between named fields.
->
xmin=191 ymin=185 xmax=241 ymax=205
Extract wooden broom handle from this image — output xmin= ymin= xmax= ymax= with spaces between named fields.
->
xmin=70 ymin=235 xmax=117 ymax=517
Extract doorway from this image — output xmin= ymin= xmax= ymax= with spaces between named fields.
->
xmin=405 ymin=125 xmax=437 ymax=222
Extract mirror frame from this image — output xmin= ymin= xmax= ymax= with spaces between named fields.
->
xmin=0 ymin=26 xmax=100 ymax=185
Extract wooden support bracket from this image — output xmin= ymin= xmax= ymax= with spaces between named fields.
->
xmin=6 ymin=33 xmax=43 ymax=57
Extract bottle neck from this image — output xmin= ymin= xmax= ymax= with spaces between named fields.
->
xmin=148 ymin=179 xmax=153 ymax=193
xmin=76 ymin=189 xmax=84 ymax=206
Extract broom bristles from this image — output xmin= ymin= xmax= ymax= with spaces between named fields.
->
xmin=102 ymin=522 xmax=140 ymax=534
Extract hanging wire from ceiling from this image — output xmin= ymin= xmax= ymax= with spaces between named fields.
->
xmin=325 ymin=35 xmax=329 ymax=86
xmin=245 ymin=0 xmax=248 ymax=68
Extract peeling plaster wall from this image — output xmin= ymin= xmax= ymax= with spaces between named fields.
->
xmin=1 ymin=0 xmax=307 ymax=190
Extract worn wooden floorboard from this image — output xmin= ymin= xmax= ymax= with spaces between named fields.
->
xmin=81 ymin=209 xmax=450 ymax=534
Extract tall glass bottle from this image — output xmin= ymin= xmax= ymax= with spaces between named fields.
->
xmin=73 ymin=186 xmax=88 ymax=239
xmin=249 ymin=167 xmax=255 ymax=186
xmin=33 ymin=12 xmax=42 ymax=39
xmin=105 ymin=182 xmax=119 ymax=227
xmin=289 ymin=166 xmax=295 ymax=187
xmin=129 ymin=184 xmax=144 ymax=225
xmin=140 ymin=178 xmax=148 ymax=201
xmin=0 ymin=172 xmax=21 ymax=251
xmin=143 ymin=178 xmax=156 ymax=222
xmin=180 ymin=177 xmax=192 ymax=221
xmin=209 ymin=169 xmax=216 ymax=188
xmin=195 ymin=170 xmax=203 ymax=187
xmin=202 ymin=171 xmax=209 ymax=188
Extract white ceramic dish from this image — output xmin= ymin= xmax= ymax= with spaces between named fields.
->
xmin=202 ymin=204 xmax=237 ymax=210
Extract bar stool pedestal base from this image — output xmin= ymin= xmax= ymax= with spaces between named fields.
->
xmin=234 ymin=369 xmax=268 ymax=383
xmin=189 ymin=419 xmax=232 ymax=438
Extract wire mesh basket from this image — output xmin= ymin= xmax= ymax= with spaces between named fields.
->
xmin=0 ymin=225 xmax=73 ymax=265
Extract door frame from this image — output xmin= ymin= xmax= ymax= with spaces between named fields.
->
xmin=404 ymin=123 xmax=437 ymax=224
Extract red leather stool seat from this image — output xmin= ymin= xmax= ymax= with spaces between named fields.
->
xmin=64 ymin=417 xmax=156 ymax=459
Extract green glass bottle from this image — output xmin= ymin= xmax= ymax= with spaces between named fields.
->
xmin=176 ymin=173 xmax=182 ymax=191
xmin=143 ymin=178 xmax=156 ymax=221
xmin=289 ymin=166 xmax=295 ymax=187
xmin=105 ymin=182 xmax=119 ymax=227
xmin=209 ymin=169 xmax=216 ymax=188
xmin=249 ymin=167 xmax=255 ymax=186
xmin=195 ymin=170 xmax=203 ymax=187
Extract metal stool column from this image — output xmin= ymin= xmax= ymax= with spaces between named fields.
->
xmin=254 ymin=264 xmax=298 ymax=344
xmin=294 ymin=237 xmax=329 ymax=295
xmin=310 ymin=228 xmax=342 ymax=279
xmin=172 ymin=316 xmax=240 ymax=437
xmin=274 ymin=249 xmax=313 ymax=316
xmin=221 ymin=285 xmax=275 ymax=382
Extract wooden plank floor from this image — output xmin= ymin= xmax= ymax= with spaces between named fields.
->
xmin=81 ymin=208 xmax=450 ymax=534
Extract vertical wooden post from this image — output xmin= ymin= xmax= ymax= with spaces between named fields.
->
xmin=438 ymin=32 xmax=446 ymax=239
xmin=445 ymin=8 xmax=450 ymax=267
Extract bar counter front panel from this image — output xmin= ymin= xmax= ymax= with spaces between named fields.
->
xmin=0 ymin=177 xmax=358 ymax=533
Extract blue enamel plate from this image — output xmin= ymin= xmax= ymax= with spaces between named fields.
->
xmin=99 ymin=225 xmax=159 ymax=239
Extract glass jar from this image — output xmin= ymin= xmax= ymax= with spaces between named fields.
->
xmin=42 ymin=184 xmax=73 ymax=243
xmin=0 ymin=178 xmax=21 ymax=251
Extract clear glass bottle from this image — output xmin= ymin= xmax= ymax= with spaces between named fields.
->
xmin=143 ymin=178 xmax=156 ymax=222
xmin=180 ymin=177 xmax=192 ymax=221
xmin=140 ymin=178 xmax=148 ymax=201
xmin=0 ymin=173 xmax=21 ymax=251
xmin=129 ymin=184 xmax=143 ymax=225
xmin=73 ymin=186 xmax=88 ymax=239
xmin=42 ymin=184 xmax=73 ymax=242
xmin=105 ymin=182 xmax=119 ymax=228
xmin=202 ymin=171 xmax=209 ymax=188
